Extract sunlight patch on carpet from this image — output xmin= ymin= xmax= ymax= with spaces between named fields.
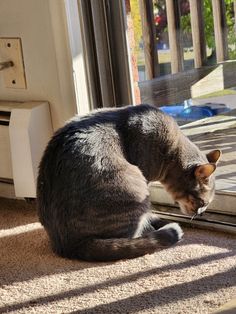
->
xmin=0 ymin=222 xmax=42 ymax=238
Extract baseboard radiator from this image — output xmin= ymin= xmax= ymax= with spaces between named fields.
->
xmin=0 ymin=101 xmax=53 ymax=198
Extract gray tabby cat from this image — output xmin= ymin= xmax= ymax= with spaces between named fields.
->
xmin=37 ymin=104 xmax=221 ymax=261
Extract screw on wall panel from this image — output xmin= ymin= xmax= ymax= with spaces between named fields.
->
xmin=0 ymin=38 xmax=26 ymax=89
xmin=0 ymin=61 xmax=14 ymax=71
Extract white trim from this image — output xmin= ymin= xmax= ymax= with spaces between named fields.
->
xmin=64 ymin=0 xmax=91 ymax=114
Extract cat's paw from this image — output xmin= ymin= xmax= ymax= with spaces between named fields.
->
xmin=155 ymin=222 xmax=184 ymax=246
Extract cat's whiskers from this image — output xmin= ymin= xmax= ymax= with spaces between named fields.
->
xmin=190 ymin=213 xmax=198 ymax=222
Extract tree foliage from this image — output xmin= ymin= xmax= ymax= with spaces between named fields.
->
xmin=130 ymin=0 xmax=142 ymax=55
xmin=129 ymin=0 xmax=236 ymax=60
xmin=180 ymin=0 xmax=236 ymax=59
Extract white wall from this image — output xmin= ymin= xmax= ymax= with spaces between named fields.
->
xmin=0 ymin=0 xmax=79 ymax=130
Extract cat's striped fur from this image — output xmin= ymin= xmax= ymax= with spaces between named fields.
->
xmin=37 ymin=104 xmax=220 ymax=261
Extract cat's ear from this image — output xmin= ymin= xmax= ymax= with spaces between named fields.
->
xmin=206 ymin=149 xmax=221 ymax=164
xmin=194 ymin=164 xmax=216 ymax=180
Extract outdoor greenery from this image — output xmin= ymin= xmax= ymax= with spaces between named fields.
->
xmin=180 ymin=0 xmax=236 ymax=59
xmin=129 ymin=0 xmax=236 ymax=61
xmin=225 ymin=0 xmax=236 ymax=59
xmin=195 ymin=88 xmax=236 ymax=99
xmin=130 ymin=0 xmax=142 ymax=56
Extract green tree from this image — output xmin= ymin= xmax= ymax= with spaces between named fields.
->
xmin=180 ymin=0 xmax=236 ymax=59
xmin=130 ymin=0 xmax=142 ymax=56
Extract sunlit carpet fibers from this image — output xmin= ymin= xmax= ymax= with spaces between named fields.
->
xmin=0 ymin=197 xmax=235 ymax=314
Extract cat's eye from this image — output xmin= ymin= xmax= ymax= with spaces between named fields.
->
xmin=193 ymin=197 xmax=205 ymax=208
xmin=199 ymin=200 xmax=205 ymax=207
xmin=198 ymin=199 xmax=208 ymax=208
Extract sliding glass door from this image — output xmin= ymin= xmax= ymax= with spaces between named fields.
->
xmin=77 ymin=0 xmax=236 ymax=229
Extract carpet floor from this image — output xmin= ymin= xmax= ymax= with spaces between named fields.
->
xmin=0 ymin=197 xmax=235 ymax=314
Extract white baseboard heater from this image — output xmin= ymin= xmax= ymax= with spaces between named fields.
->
xmin=0 ymin=101 xmax=53 ymax=198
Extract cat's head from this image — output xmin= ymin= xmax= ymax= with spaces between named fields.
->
xmin=165 ymin=150 xmax=221 ymax=216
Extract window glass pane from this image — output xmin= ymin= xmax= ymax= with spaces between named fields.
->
xmin=125 ymin=0 xmax=236 ymax=213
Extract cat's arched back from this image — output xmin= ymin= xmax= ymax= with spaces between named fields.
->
xmin=37 ymin=104 xmax=220 ymax=261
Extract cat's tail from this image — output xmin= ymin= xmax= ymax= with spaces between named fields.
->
xmin=61 ymin=223 xmax=183 ymax=261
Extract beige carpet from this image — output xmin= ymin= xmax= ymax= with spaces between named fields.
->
xmin=0 ymin=197 xmax=235 ymax=314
